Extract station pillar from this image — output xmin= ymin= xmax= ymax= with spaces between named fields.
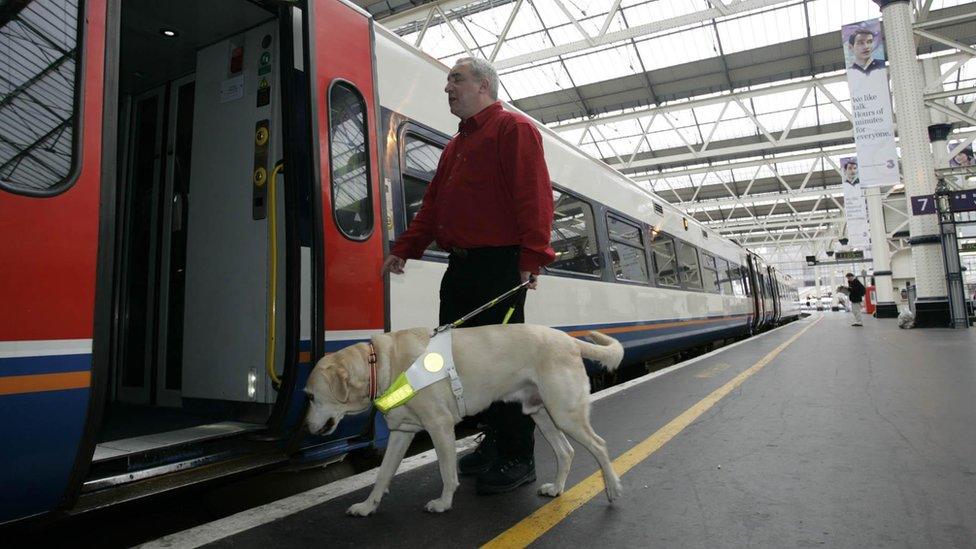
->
xmin=866 ymin=186 xmax=898 ymax=317
xmin=873 ymin=0 xmax=950 ymax=327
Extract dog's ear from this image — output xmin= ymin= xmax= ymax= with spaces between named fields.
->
xmin=326 ymin=365 xmax=351 ymax=404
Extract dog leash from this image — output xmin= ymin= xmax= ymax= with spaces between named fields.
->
xmin=431 ymin=275 xmax=535 ymax=337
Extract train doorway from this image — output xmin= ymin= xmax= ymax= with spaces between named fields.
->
xmin=98 ymin=0 xmax=298 ymax=460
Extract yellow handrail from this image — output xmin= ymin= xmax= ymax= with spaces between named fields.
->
xmin=266 ymin=162 xmax=285 ymax=389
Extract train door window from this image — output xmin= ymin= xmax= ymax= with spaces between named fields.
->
xmin=676 ymin=241 xmax=703 ymax=290
xmin=401 ymin=133 xmax=442 ymax=224
xmin=700 ymin=253 xmax=720 ymax=293
xmin=729 ymin=263 xmax=745 ymax=296
xmin=548 ymin=187 xmax=602 ymax=277
xmin=0 ymin=0 xmax=84 ymax=196
xmin=606 ymin=213 xmax=649 ymax=284
xmin=715 ymin=257 xmax=734 ymax=295
xmin=650 ymin=233 xmax=679 ymax=287
xmin=328 ymin=82 xmax=372 ymax=239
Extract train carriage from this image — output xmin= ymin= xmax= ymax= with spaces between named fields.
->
xmin=0 ymin=0 xmax=796 ymax=525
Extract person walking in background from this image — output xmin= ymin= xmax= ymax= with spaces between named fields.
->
xmin=846 ymin=273 xmax=866 ymax=326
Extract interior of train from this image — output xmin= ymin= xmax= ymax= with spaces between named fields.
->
xmin=98 ymin=0 xmax=292 ymax=467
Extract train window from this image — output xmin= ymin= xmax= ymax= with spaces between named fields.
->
xmin=0 ymin=0 xmax=84 ymax=196
xmin=676 ymin=241 xmax=703 ymax=290
xmin=547 ymin=188 xmax=602 ymax=277
xmin=650 ymin=234 xmax=679 ymax=287
xmin=401 ymin=134 xmax=443 ymax=223
xmin=606 ymin=214 xmax=649 ymax=284
xmin=729 ymin=263 xmax=746 ymax=297
xmin=701 ymin=253 xmax=720 ymax=294
xmin=715 ymin=258 xmax=734 ymax=295
xmin=328 ymin=81 xmax=372 ymax=240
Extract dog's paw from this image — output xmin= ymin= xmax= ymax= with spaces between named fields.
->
xmin=424 ymin=498 xmax=452 ymax=513
xmin=605 ymin=477 xmax=624 ymax=502
xmin=538 ymin=483 xmax=562 ymax=497
xmin=346 ymin=501 xmax=377 ymax=517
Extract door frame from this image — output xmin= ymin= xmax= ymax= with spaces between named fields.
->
xmin=116 ymin=84 xmax=166 ymax=405
xmin=154 ymin=73 xmax=196 ymax=408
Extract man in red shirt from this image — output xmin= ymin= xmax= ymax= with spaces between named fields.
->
xmin=381 ymin=56 xmax=555 ymax=494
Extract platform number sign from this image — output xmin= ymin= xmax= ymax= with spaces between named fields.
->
xmin=950 ymin=191 xmax=976 ymax=213
xmin=911 ymin=195 xmax=936 ymax=215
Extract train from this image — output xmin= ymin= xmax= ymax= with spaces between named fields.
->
xmin=0 ymin=0 xmax=799 ymax=525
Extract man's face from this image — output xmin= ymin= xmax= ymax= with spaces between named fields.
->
xmin=444 ymin=62 xmax=488 ymax=120
xmin=845 ymin=163 xmax=858 ymax=182
xmin=954 ymin=152 xmax=972 ymax=166
xmin=852 ymin=33 xmax=875 ymax=64
xmin=846 ymin=275 xmax=854 ymax=282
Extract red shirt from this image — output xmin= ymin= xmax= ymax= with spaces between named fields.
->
xmin=391 ymin=102 xmax=555 ymax=274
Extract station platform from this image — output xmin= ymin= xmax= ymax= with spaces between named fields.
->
xmin=144 ymin=314 xmax=976 ymax=548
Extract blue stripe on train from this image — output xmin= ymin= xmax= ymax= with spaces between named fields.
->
xmin=0 ymin=387 xmax=90 ymax=524
xmin=0 ymin=353 xmax=91 ymax=377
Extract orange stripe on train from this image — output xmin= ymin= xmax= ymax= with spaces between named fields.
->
xmin=0 ymin=371 xmax=91 ymax=396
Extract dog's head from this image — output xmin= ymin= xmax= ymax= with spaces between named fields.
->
xmin=304 ymin=343 xmax=373 ymax=436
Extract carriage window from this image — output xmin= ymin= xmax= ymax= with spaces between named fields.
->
xmin=715 ymin=258 xmax=734 ymax=295
xmin=701 ymin=253 xmax=720 ymax=294
xmin=329 ymin=82 xmax=372 ymax=239
xmin=650 ymin=234 xmax=679 ymax=287
xmin=606 ymin=214 xmax=648 ymax=284
xmin=548 ymin=188 xmax=602 ymax=277
xmin=677 ymin=241 xmax=703 ymax=290
xmin=729 ymin=263 xmax=745 ymax=296
xmin=0 ymin=0 xmax=84 ymax=196
xmin=401 ymin=134 xmax=443 ymax=224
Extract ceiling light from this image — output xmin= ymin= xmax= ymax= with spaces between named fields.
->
xmin=159 ymin=28 xmax=179 ymax=38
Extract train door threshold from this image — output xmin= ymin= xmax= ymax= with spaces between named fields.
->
xmin=92 ymin=422 xmax=264 ymax=463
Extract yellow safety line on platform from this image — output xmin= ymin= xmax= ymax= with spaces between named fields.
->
xmin=481 ymin=315 xmax=823 ymax=549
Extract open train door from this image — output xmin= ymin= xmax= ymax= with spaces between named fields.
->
xmin=300 ymin=0 xmax=386 ymax=442
xmin=746 ymin=254 xmax=764 ymax=333
xmin=0 ymin=0 xmax=111 ymax=524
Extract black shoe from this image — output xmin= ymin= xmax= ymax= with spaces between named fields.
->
xmin=476 ymin=456 xmax=536 ymax=494
xmin=459 ymin=430 xmax=498 ymax=476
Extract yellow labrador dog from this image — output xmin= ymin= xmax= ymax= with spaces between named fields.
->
xmin=304 ymin=324 xmax=624 ymax=516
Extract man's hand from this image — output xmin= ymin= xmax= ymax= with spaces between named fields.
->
xmin=382 ymin=255 xmax=406 ymax=276
xmin=521 ymin=271 xmax=538 ymax=290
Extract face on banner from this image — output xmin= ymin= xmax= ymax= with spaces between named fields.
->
xmin=842 ymin=158 xmax=859 ymax=186
xmin=949 ymin=142 xmax=975 ymax=167
xmin=844 ymin=21 xmax=887 ymax=74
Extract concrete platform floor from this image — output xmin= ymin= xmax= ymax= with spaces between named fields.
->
xmin=145 ymin=313 xmax=976 ymax=548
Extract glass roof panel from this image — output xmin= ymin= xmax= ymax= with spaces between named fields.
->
xmin=546 ymin=23 xmax=589 ymax=47
xmin=501 ymin=62 xmax=573 ymax=97
xmin=715 ymin=4 xmax=808 ymax=55
xmin=417 ymin=24 xmax=469 ymax=60
xmin=805 ymin=0 xmax=882 ymax=36
xmin=622 ymin=0 xmax=708 ymax=26
xmin=634 ymin=25 xmax=719 ymax=72
xmin=565 ymin=44 xmax=640 ymax=86
xmin=495 ymin=31 xmax=555 ymax=60
xmin=646 ymin=129 xmax=688 ymax=151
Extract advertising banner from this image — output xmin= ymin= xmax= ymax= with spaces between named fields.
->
xmin=840 ymin=156 xmax=871 ymax=249
xmin=843 ymin=19 xmax=899 ymax=187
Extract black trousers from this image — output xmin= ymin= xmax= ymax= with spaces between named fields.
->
xmin=439 ymin=246 xmax=535 ymax=459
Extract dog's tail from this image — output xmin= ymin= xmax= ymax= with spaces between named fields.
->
xmin=575 ymin=331 xmax=625 ymax=372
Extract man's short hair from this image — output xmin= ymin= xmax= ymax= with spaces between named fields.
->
xmin=456 ymin=56 xmax=499 ymax=100
xmin=842 ymin=158 xmax=857 ymax=170
xmin=848 ymin=28 xmax=876 ymax=46
xmin=845 ymin=272 xmax=855 ymax=277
